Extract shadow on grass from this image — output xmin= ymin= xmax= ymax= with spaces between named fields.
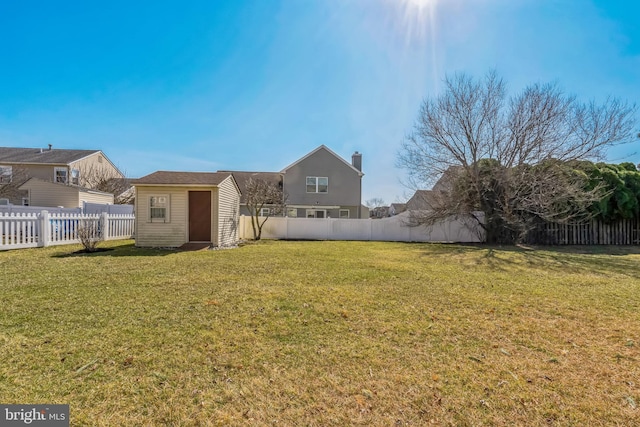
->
xmin=52 ymin=243 xmax=177 ymax=258
xmin=419 ymin=243 xmax=640 ymax=279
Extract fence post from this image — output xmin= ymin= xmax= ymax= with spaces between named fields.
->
xmin=39 ymin=210 xmax=50 ymax=247
xmin=101 ymin=212 xmax=110 ymax=241
xmin=285 ymin=216 xmax=289 ymax=240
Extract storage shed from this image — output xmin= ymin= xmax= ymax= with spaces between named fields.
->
xmin=133 ymin=171 xmax=241 ymax=248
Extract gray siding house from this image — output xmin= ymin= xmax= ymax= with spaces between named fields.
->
xmin=221 ymin=145 xmax=365 ymax=219
xmin=282 ymin=145 xmax=364 ymax=219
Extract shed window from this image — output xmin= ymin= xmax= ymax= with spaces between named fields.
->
xmin=149 ymin=195 xmax=169 ymax=222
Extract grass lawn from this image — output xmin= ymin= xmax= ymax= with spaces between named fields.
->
xmin=1 ymin=240 xmax=639 ymax=426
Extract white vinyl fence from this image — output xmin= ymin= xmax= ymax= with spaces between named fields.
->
xmin=240 ymin=211 xmax=485 ymax=243
xmin=0 ymin=211 xmax=135 ymax=251
xmin=0 ymin=202 xmax=134 ymax=216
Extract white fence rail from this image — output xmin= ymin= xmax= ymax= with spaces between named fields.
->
xmin=239 ymin=211 xmax=485 ymax=243
xmin=1 ymin=211 xmax=135 ymax=251
xmin=0 ymin=202 xmax=134 ymax=216
xmin=0 ymin=206 xmax=82 ymax=215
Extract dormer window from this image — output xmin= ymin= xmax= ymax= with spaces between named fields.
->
xmin=54 ymin=167 xmax=68 ymax=184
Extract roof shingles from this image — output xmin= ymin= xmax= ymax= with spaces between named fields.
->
xmin=133 ymin=171 xmax=233 ymax=186
xmin=0 ymin=147 xmax=99 ymax=164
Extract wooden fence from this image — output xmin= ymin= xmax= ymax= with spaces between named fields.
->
xmin=525 ymin=218 xmax=640 ymax=245
xmin=0 ymin=211 xmax=135 ymax=251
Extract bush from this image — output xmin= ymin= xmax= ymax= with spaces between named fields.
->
xmin=77 ymin=219 xmax=103 ymax=252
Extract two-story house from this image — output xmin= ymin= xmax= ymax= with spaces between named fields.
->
xmin=221 ymin=145 xmax=366 ymax=219
xmin=0 ymin=145 xmax=124 ymax=207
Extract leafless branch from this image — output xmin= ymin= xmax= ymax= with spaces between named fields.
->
xmin=398 ymin=71 xmax=637 ymax=243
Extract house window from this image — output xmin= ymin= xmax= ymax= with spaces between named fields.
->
xmin=22 ymin=197 xmax=29 ymax=206
xmin=260 ymin=207 xmax=270 ymax=217
xmin=149 ymin=195 xmax=169 ymax=222
xmin=306 ymin=177 xmax=328 ymax=193
xmin=287 ymin=208 xmax=297 ymax=218
xmin=0 ymin=165 xmax=12 ymax=183
xmin=339 ymin=209 xmax=350 ymax=219
xmin=54 ymin=167 xmax=68 ymax=184
xmin=70 ymin=169 xmax=80 ymax=185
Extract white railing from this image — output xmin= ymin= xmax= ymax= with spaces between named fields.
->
xmin=1 ymin=211 xmax=135 ymax=251
xmin=239 ymin=211 xmax=485 ymax=243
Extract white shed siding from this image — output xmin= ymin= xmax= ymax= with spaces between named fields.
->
xmin=135 ymin=186 xmax=188 ymax=247
xmin=217 ymin=176 xmax=240 ymax=246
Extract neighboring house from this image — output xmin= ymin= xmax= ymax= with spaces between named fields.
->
xmin=0 ymin=145 xmax=124 ymax=205
xmin=388 ymin=203 xmax=406 ymax=216
xmin=370 ymin=206 xmax=390 ymax=218
xmin=432 ymin=166 xmax=463 ymax=192
xmin=406 ymin=190 xmax=448 ymax=211
xmin=404 ymin=166 xmax=463 ymax=212
xmin=133 ymin=171 xmax=241 ymax=248
xmin=222 ymin=145 xmax=366 ymax=219
xmin=19 ymin=178 xmax=114 ymax=208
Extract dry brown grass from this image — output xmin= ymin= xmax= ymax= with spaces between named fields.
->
xmin=1 ymin=240 xmax=639 ymax=425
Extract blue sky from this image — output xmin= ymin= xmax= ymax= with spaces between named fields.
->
xmin=0 ymin=0 xmax=638 ymax=204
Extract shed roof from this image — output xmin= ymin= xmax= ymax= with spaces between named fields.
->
xmin=0 ymin=147 xmax=100 ymax=164
xmin=133 ymin=171 xmax=234 ymax=186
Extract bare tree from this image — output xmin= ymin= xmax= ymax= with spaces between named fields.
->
xmin=398 ymin=71 xmax=637 ymax=243
xmin=365 ymin=198 xmax=386 ymax=209
xmin=0 ymin=166 xmax=29 ymax=204
xmin=76 ymin=218 xmax=103 ymax=252
xmin=76 ymin=164 xmax=133 ymax=204
xmin=245 ymin=177 xmax=286 ymax=240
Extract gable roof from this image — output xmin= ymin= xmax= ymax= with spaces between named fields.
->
xmin=217 ymin=171 xmax=282 ymax=203
xmin=390 ymin=203 xmax=406 ymax=213
xmin=0 ymin=147 xmax=101 ymax=165
xmin=280 ymin=145 xmax=364 ymax=177
xmin=406 ymin=190 xmax=448 ymax=210
xmin=432 ymin=166 xmax=464 ymax=191
xmin=133 ymin=171 xmax=236 ymax=187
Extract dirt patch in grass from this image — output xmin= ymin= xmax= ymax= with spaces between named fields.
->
xmin=1 ymin=239 xmax=639 ymax=425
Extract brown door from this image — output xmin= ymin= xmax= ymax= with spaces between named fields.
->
xmin=189 ymin=191 xmax=212 ymax=242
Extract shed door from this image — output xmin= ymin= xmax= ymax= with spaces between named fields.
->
xmin=189 ymin=191 xmax=212 ymax=242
